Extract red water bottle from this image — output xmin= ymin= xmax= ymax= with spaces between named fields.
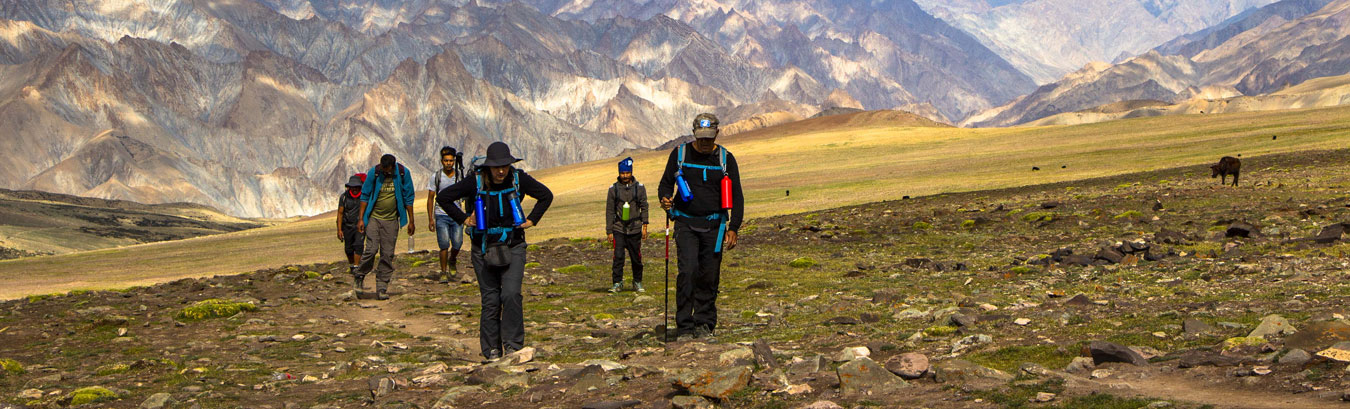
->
xmin=720 ymin=174 xmax=733 ymax=209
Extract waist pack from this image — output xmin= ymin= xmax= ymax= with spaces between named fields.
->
xmin=482 ymin=242 xmax=512 ymax=267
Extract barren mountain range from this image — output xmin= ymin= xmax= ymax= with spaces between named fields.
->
xmin=0 ymin=0 xmax=1034 ymax=218
xmin=963 ymin=0 xmax=1350 ymax=127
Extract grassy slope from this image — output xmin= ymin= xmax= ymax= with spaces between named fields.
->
xmin=1 ymin=106 xmax=1347 ymax=299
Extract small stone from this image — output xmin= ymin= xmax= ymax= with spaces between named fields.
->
xmin=1032 ymin=392 xmax=1056 ymax=402
xmin=19 ymin=389 xmax=43 ymax=400
xmin=837 ymin=357 xmax=908 ymax=396
xmin=579 ymin=359 xmax=626 ymax=371
xmin=1182 ymin=319 xmax=1216 ymax=335
xmin=1146 ymin=402 xmax=1174 ymax=408
xmin=719 ymin=348 xmax=755 ymax=366
xmin=801 ymin=401 xmax=843 ymax=409
xmin=1064 ymin=357 xmax=1095 ymax=374
xmin=834 ymin=346 xmax=870 ymax=362
xmin=884 ymin=353 xmax=930 ymax=380
xmin=951 ymin=334 xmax=993 ymax=354
xmin=674 ymin=366 xmax=752 ymax=400
xmin=506 ymin=346 xmax=535 ymax=364
xmin=581 ymin=400 xmax=643 ymax=409
xmin=291 ymin=334 xmax=306 ymax=341
xmin=139 ymin=392 xmax=176 ymax=409
xmin=671 ymin=395 xmax=713 ymax=409
xmin=301 ymin=375 xmax=319 ymax=382
xmin=1090 ymin=369 xmax=1113 ymax=379
xmin=1013 ymin=318 xmax=1031 ymax=326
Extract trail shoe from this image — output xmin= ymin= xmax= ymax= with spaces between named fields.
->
xmin=484 ymin=349 xmax=503 ymax=362
xmin=635 ymin=283 xmax=645 ymax=293
xmin=438 ymin=272 xmax=450 ymax=284
xmin=694 ymin=325 xmax=715 ymax=342
xmin=609 ymin=283 xmax=622 ymax=293
xmin=352 ymin=276 xmax=367 ymax=291
xmin=375 ymin=290 xmax=389 ymax=301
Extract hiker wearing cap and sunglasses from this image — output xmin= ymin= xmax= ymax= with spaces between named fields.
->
xmin=435 ymin=142 xmax=553 ymax=361
xmin=658 ymin=113 xmax=745 ymax=341
xmin=427 ymin=146 xmax=466 ymax=284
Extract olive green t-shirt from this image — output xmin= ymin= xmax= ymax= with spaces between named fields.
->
xmin=371 ymin=178 xmax=398 ymax=221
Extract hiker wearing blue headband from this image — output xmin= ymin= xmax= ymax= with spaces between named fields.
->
xmin=606 ymin=157 xmax=649 ymax=293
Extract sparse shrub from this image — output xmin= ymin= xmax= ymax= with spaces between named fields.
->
xmin=1010 ymin=266 xmax=1034 ymax=275
xmin=285 ymin=266 xmax=300 ymax=272
xmin=177 ymin=299 xmax=258 ymax=321
xmin=26 ymin=293 xmax=57 ymax=303
xmin=0 ymin=358 xmax=23 ymax=376
xmin=789 ymin=257 xmax=817 ymax=268
xmin=593 ymin=313 xmax=615 ymax=320
xmin=69 ymin=387 xmax=118 ymax=405
xmin=1006 ymin=209 xmax=1024 ymax=217
xmin=527 ymin=244 xmax=541 ymax=251
xmin=1221 ymin=336 xmax=1266 ymax=350
xmin=1114 ymin=211 xmax=1143 ymax=220
xmin=524 ymin=262 xmax=541 ymax=268
xmin=1022 ymin=212 xmax=1054 ymax=222
xmin=303 ymin=271 xmax=321 ymax=279
xmin=558 ymin=264 xmax=588 ymax=274
xmin=95 ymin=363 xmax=129 ymax=376
xmin=740 ymin=310 xmax=756 ymax=320
xmin=961 ymin=219 xmax=976 ymax=229
xmin=913 ymin=221 xmax=933 ymax=230
xmin=924 ymin=325 xmax=958 ymax=336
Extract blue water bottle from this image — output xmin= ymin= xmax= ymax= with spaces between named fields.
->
xmin=509 ymin=195 xmax=526 ymax=226
xmin=675 ymin=170 xmax=693 ymax=202
xmin=473 ymin=194 xmax=487 ymax=231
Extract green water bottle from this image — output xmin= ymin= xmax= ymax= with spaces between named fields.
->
xmin=621 ymin=202 xmax=631 ymax=221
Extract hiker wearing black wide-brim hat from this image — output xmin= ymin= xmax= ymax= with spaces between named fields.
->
xmin=658 ymin=113 xmax=744 ymax=342
xmin=435 ymin=141 xmax=553 ymax=361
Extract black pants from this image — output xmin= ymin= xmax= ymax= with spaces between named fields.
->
xmin=472 ymin=242 xmax=526 ymax=358
xmin=674 ymin=222 xmax=722 ymax=334
xmin=611 ymin=232 xmax=644 ymax=284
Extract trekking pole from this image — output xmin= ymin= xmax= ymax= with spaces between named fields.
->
xmin=663 ymin=211 xmax=671 ymax=344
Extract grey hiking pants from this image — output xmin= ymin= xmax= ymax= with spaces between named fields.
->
xmin=472 ymin=242 xmax=527 ymax=358
xmin=356 ymin=217 xmax=399 ymax=291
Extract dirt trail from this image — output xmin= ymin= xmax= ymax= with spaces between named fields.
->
xmin=1073 ymin=372 xmax=1345 ymax=409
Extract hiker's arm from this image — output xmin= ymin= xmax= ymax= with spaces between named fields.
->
xmin=727 ymin=152 xmax=745 ymax=232
xmin=405 ymin=204 xmax=416 ymax=235
xmin=426 ymin=190 xmax=437 ymax=232
xmin=336 ymin=203 xmax=345 ymax=241
xmin=357 ymin=201 xmax=368 ymax=233
xmin=605 ymin=186 xmax=616 ymax=233
xmin=657 ymin=149 xmax=678 ymax=209
xmin=639 ymin=184 xmax=650 ymax=225
xmin=438 ymin=179 xmax=473 ymax=225
xmin=519 ymin=172 xmax=553 ymax=226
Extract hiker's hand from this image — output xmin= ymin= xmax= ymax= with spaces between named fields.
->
xmin=642 ymin=225 xmax=648 ymax=239
xmin=464 ymin=214 xmax=476 ymax=229
xmin=407 ymin=222 xmax=415 ymax=236
xmin=518 ymin=220 xmax=534 ymax=229
xmin=607 ymin=234 xmax=614 ymax=246
xmin=337 ymin=230 xmax=345 ymax=242
xmin=428 ymin=219 xmax=435 ymax=233
xmin=660 ymin=196 xmax=672 ymax=210
xmin=357 ymin=220 xmax=365 ymax=234
xmin=724 ymin=230 xmax=738 ymax=251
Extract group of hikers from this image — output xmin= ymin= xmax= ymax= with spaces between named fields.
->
xmin=334 ymin=114 xmax=745 ymax=360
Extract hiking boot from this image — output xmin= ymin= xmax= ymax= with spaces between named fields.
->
xmin=375 ymin=290 xmax=389 ymax=301
xmin=609 ymin=283 xmax=622 ymax=293
xmin=484 ymin=349 xmax=503 ymax=362
xmin=634 ymin=283 xmax=645 ymax=293
xmin=438 ymin=272 xmax=450 ymax=284
xmin=694 ymin=325 xmax=715 ymax=342
xmin=352 ymin=276 xmax=367 ymax=291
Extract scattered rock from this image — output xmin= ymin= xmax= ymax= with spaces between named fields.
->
xmin=719 ymin=348 xmax=755 ymax=366
xmin=18 ymin=389 xmax=43 ymax=400
xmin=1089 ymin=341 xmax=1150 ymax=366
xmin=1316 ymin=344 xmax=1350 ymax=363
xmin=1279 ymin=349 xmax=1312 ymax=365
xmin=506 ymin=346 xmax=536 ymax=365
xmin=1178 ymin=350 xmax=1248 ymax=368
xmin=1285 ymin=320 xmax=1350 ymax=351
xmin=932 ymin=359 xmax=1014 ymax=389
xmin=837 ymin=357 xmax=908 ymax=396
xmin=581 ymin=400 xmax=642 ymax=409
xmin=1248 ymin=314 xmax=1296 ymax=339
xmin=1064 ymin=294 xmax=1095 ymax=307
xmin=1314 ymin=223 xmax=1346 ymax=244
xmin=1183 ymin=319 xmax=1217 ymax=336
xmin=822 ymin=316 xmax=860 ymax=325
xmin=1032 ymin=392 xmax=1056 ymax=402
xmin=671 ymin=395 xmax=713 ymax=409
xmin=1226 ymin=222 xmax=1256 ymax=238
xmin=368 ymin=376 xmax=397 ymax=398
xmin=834 ymin=346 xmax=870 ymax=362
xmin=1064 ymin=357 xmax=1095 ymax=374
xmin=752 ymin=339 xmax=779 ymax=369
xmin=800 ymin=401 xmax=843 ymax=409
xmin=579 ymin=359 xmax=627 ymax=372
xmin=139 ymin=392 xmax=176 ymax=409
xmin=1013 ymin=318 xmax=1031 ymax=326
xmin=884 ymin=353 xmax=929 ymax=380
xmin=788 ymin=355 xmax=825 ymax=376
xmin=673 ymin=366 xmax=752 ymax=400
xmin=951 ymin=334 xmax=992 ymax=354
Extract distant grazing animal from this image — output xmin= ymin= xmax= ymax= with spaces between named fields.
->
xmin=1211 ymin=156 xmax=1241 ymax=186
xmin=1032 ymin=166 xmax=1040 ymax=171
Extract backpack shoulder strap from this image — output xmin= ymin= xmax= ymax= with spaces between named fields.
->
xmin=677 ymin=143 xmax=686 ymax=169
xmin=718 ymin=145 xmax=726 ymax=173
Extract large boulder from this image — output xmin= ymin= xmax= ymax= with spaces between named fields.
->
xmin=884 ymin=353 xmax=930 ymax=380
xmin=1284 ymin=321 xmax=1350 ymax=351
xmin=1248 ymin=315 xmax=1297 ymax=339
xmin=673 ymin=366 xmax=753 ymax=400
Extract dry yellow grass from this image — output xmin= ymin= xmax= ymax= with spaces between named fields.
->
xmin=2 ymin=106 xmax=1348 ymax=299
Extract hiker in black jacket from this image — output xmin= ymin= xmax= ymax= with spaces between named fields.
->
xmin=606 ymin=157 xmax=649 ymax=293
xmin=436 ymin=142 xmax=553 ymax=361
xmin=658 ymin=113 xmax=745 ymax=341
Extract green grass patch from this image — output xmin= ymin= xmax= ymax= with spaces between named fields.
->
xmin=95 ymin=363 xmax=130 ymax=376
xmin=69 ymin=386 xmax=119 ymax=405
xmin=961 ymin=219 xmax=976 ymax=229
xmin=789 ymin=257 xmax=817 ymax=268
xmin=557 ymin=264 xmax=589 ymax=274
xmin=303 ymin=271 xmax=321 ymax=279
xmin=913 ymin=221 xmax=933 ymax=230
xmin=1010 ymin=266 xmax=1034 ymax=275
xmin=0 ymin=358 xmax=24 ymax=376
xmin=924 ymin=325 xmax=958 ymax=337
xmin=967 ymin=344 xmax=1075 ymax=373
xmin=176 ymin=299 xmax=258 ymax=321
xmin=1022 ymin=212 xmax=1054 ymax=222
xmin=1113 ymin=211 xmax=1144 ymax=220
xmin=524 ymin=262 xmax=541 ymax=268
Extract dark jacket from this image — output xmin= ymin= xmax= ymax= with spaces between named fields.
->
xmin=657 ymin=144 xmax=744 ymax=231
xmin=606 ymin=178 xmax=649 ymax=235
xmin=436 ymin=168 xmax=553 ymax=248
xmin=338 ymin=193 xmax=362 ymax=232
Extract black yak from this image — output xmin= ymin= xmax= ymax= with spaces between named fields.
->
xmin=1211 ymin=156 xmax=1241 ymax=186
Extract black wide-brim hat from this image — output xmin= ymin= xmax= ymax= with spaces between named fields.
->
xmin=345 ymin=175 xmax=364 ymax=188
xmin=480 ymin=141 xmax=522 ymax=167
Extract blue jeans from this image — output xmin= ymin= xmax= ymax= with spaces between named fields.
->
xmin=435 ymin=214 xmax=464 ymax=251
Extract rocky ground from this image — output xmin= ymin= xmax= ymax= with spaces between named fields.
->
xmin=3 ymin=149 xmax=1350 ymax=409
